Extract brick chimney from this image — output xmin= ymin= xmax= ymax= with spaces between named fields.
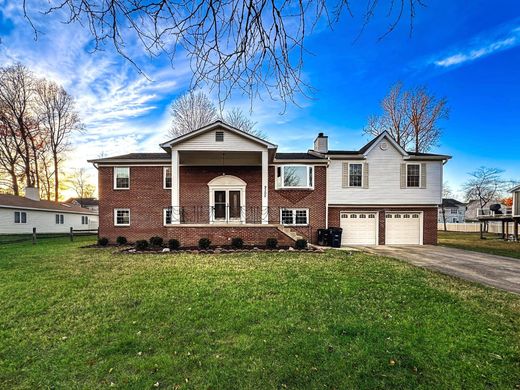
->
xmin=313 ymin=132 xmax=328 ymax=154
xmin=24 ymin=187 xmax=40 ymax=201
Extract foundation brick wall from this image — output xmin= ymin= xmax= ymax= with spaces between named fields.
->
xmin=327 ymin=206 xmax=438 ymax=245
xmin=165 ymin=226 xmax=295 ymax=247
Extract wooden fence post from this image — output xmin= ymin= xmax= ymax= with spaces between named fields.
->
xmin=70 ymin=227 xmax=74 ymax=242
xmin=32 ymin=227 xmax=36 ymax=244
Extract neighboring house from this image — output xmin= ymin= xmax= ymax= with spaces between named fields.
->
xmin=465 ymin=199 xmax=508 ymax=221
xmin=438 ymin=198 xmax=466 ymax=223
xmin=89 ymin=121 xmax=450 ymax=246
xmin=65 ymin=197 xmax=99 ymax=213
xmin=0 ymin=188 xmax=99 ymax=234
xmin=512 ymin=185 xmax=520 ymax=218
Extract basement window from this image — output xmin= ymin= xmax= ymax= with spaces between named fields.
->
xmin=215 ymin=131 xmax=224 ymax=142
xmin=280 ymin=208 xmax=309 ymax=226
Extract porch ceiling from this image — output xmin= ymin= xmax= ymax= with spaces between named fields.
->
xmin=179 ymin=151 xmax=264 ymax=166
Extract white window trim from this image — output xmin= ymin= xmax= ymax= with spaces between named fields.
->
xmin=215 ymin=130 xmax=224 ymax=142
xmin=113 ymin=167 xmax=130 ymax=190
xmin=347 ymin=162 xmax=363 ymax=188
xmin=406 ymin=163 xmax=421 ymax=188
xmin=114 ymin=208 xmax=131 ymax=226
xmin=14 ymin=211 xmax=27 ymax=224
xmin=280 ymin=208 xmax=309 ymax=226
xmin=56 ymin=214 xmax=65 ymax=224
xmin=275 ymin=165 xmax=314 ymax=190
xmin=163 ymin=166 xmax=172 ymax=189
xmin=81 ymin=216 xmax=89 ymax=225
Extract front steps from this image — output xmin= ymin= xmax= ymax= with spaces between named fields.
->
xmin=277 ymin=225 xmax=303 ymax=242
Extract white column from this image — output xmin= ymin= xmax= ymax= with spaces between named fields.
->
xmin=171 ymin=149 xmax=180 ymax=224
xmin=261 ymin=150 xmax=269 ymax=224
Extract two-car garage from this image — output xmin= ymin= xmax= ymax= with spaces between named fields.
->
xmin=340 ymin=211 xmax=423 ymax=246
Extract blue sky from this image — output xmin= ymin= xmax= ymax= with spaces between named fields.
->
xmin=0 ymin=1 xmax=519 ymax=198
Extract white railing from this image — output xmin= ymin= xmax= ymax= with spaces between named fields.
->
xmin=477 ymin=207 xmax=512 ymax=217
xmin=438 ymin=222 xmax=515 ymax=233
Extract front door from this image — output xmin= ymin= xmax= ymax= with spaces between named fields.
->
xmin=212 ymin=190 xmax=242 ymax=222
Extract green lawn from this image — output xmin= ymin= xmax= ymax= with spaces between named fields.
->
xmin=1 ymin=238 xmax=519 ymax=389
xmin=439 ymin=231 xmax=520 ymax=259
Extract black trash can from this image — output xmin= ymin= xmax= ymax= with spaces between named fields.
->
xmin=328 ymin=227 xmax=343 ymax=248
xmin=317 ymin=229 xmax=330 ymax=246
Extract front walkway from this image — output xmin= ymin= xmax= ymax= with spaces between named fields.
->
xmin=357 ymin=245 xmax=520 ymax=294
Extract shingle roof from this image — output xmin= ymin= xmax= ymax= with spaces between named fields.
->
xmin=0 ymin=194 xmax=97 ymax=214
xmin=442 ymin=198 xmax=466 ymax=208
xmin=275 ymin=153 xmax=325 ymax=160
xmin=89 ymin=153 xmax=170 ymax=162
xmin=65 ymin=197 xmax=99 ymax=206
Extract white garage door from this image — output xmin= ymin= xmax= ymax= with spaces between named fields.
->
xmin=340 ymin=212 xmax=378 ymax=245
xmin=385 ymin=212 xmax=422 ymax=245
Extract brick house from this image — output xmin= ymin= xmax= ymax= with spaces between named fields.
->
xmin=89 ymin=121 xmax=450 ymax=246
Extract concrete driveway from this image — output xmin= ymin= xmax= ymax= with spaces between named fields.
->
xmin=359 ymin=245 xmax=520 ymax=294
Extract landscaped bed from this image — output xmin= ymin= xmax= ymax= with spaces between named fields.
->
xmin=439 ymin=231 xmax=520 ymax=259
xmin=1 ymin=236 xmax=519 ymax=389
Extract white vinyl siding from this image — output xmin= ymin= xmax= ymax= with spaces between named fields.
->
xmin=114 ymin=167 xmax=130 ymax=189
xmin=328 ymin=140 xmax=442 ymax=205
xmin=173 ymin=129 xmax=265 ymax=151
xmin=0 ymin=208 xmax=98 ymax=234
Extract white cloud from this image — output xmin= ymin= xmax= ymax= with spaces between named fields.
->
xmin=433 ymin=23 xmax=520 ymax=68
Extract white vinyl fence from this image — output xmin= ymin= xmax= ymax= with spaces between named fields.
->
xmin=438 ymin=222 xmax=515 ymax=233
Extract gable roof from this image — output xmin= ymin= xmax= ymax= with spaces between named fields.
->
xmin=275 ymin=152 xmax=326 ymax=160
xmin=64 ymin=197 xmax=99 ymax=206
xmin=89 ymin=153 xmax=170 ymax=163
xmin=160 ymin=120 xmax=277 ymax=150
xmin=0 ymin=194 xmax=98 ymax=214
xmin=442 ymin=198 xmax=466 ymax=208
xmin=510 ymin=184 xmax=520 ymax=193
xmin=327 ymin=132 xmax=451 ymax=160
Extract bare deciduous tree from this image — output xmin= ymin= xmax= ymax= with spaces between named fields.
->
xmin=463 ymin=167 xmax=505 ymax=209
xmin=169 ymin=91 xmax=264 ymax=138
xmin=36 ymin=80 xmax=83 ymax=201
xmin=440 ymin=181 xmax=453 ymax=231
xmin=68 ymin=168 xmax=96 ymax=202
xmin=23 ymin=0 xmax=425 ymax=106
xmin=364 ymin=82 xmax=448 ymax=152
xmin=170 ymin=91 xmax=218 ymax=137
xmin=408 ymin=86 xmax=448 ymax=153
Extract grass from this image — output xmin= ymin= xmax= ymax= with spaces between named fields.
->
xmin=439 ymin=231 xmax=520 ymax=259
xmin=1 ymin=237 xmax=519 ymax=389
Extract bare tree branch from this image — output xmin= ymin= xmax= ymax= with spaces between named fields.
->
xmin=22 ymin=0 xmax=426 ymax=106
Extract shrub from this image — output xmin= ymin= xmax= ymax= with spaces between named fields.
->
xmin=266 ymin=237 xmax=278 ymax=249
xmin=149 ymin=236 xmax=164 ymax=247
xmin=295 ymin=239 xmax=308 ymax=250
xmin=97 ymin=237 xmax=109 ymax=246
xmin=135 ymin=240 xmax=149 ymax=251
xmin=116 ymin=236 xmax=127 ymax=245
xmin=231 ymin=237 xmax=244 ymax=249
xmin=198 ymin=238 xmax=211 ymax=249
xmin=168 ymin=239 xmax=180 ymax=250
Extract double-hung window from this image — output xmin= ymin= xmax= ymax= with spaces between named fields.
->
xmin=406 ymin=164 xmax=420 ymax=188
xmin=114 ymin=209 xmax=130 ymax=226
xmin=114 ymin=167 xmax=130 ymax=189
xmin=163 ymin=167 xmax=172 ymax=189
xmin=164 ymin=208 xmax=172 ymax=225
xmin=349 ymin=163 xmax=363 ymax=187
xmin=14 ymin=211 xmax=27 ymax=224
xmin=276 ymin=165 xmax=314 ymax=189
xmin=81 ymin=216 xmax=89 ymax=225
xmin=55 ymin=214 xmax=64 ymax=224
xmin=280 ymin=208 xmax=309 ymax=225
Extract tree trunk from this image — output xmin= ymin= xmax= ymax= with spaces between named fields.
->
xmin=9 ymin=166 xmax=19 ymax=196
xmin=442 ymin=206 xmax=447 ymax=231
xmin=54 ymin=155 xmax=59 ymax=202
